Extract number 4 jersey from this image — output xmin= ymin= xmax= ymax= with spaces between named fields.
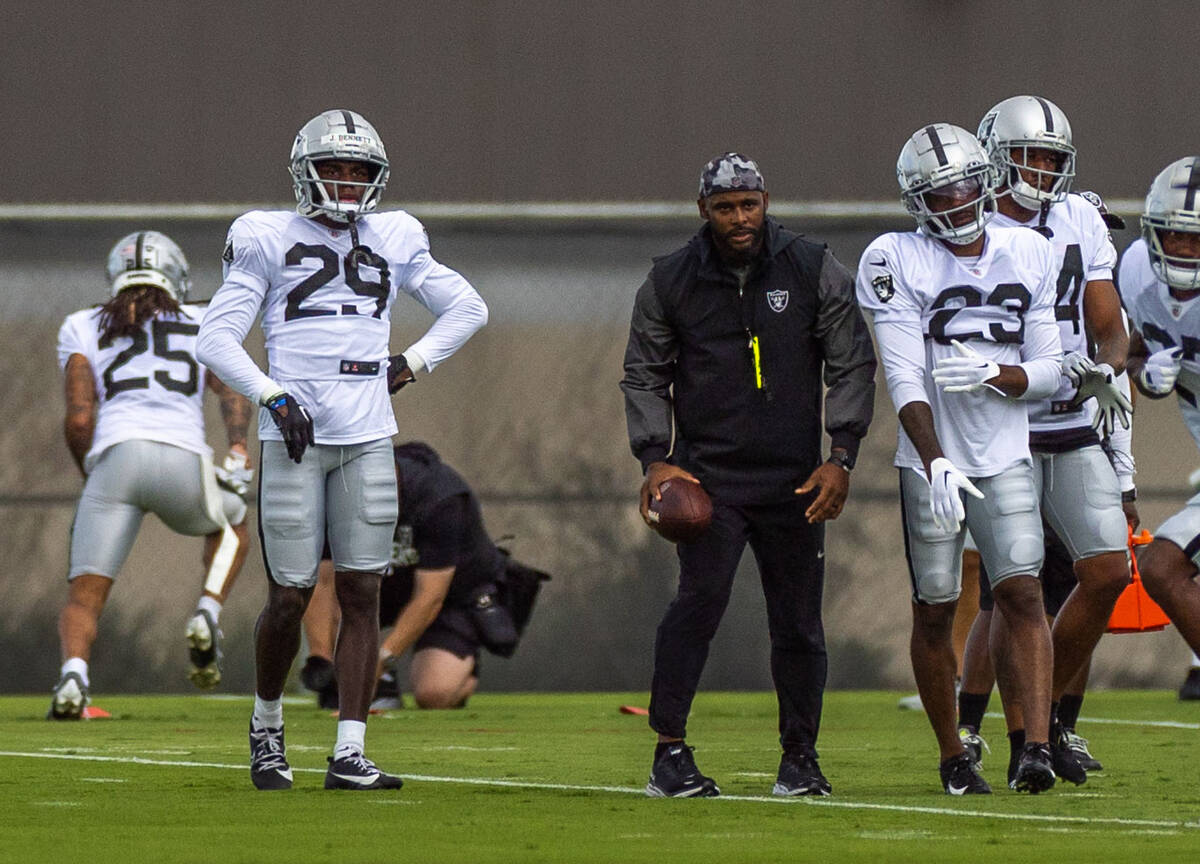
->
xmin=856 ymin=225 xmax=1061 ymax=476
xmin=57 ymin=306 xmax=210 ymax=472
xmin=199 ymin=209 xmax=487 ymax=445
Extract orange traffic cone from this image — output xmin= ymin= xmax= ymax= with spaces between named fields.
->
xmin=1107 ymin=528 xmax=1171 ymax=633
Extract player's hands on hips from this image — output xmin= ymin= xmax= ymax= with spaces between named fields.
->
xmin=387 ymin=354 xmax=416 ymax=393
xmin=1139 ymin=347 xmax=1183 ymax=395
xmin=1061 ymin=351 xmax=1096 ymax=387
xmin=927 ymin=457 xmax=984 ymax=534
xmin=795 ymin=463 xmax=849 ymax=524
xmin=263 ymin=391 xmax=315 ymax=463
xmin=639 ymin=462 xmax=700 ymax=525
xmin=214 ymin=445 xmax=255 ymax=498
xmin=1068 ymin=362 xmax=1133 ymax=437
xmin=932 ymin=340 xmax=1002 ymax=394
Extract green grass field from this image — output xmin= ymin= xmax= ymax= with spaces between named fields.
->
xmin=3 ymin=691 xmax=1198 ymax=863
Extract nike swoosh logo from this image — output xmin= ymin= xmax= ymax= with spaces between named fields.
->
xmin=817 ymin=551 xmax=825 ymax=559
xmin=870 ymin=255 xmax=887 ymax=268
xmin=947 ymin=783 xmax=969 ymax=795
xmin=330 ymin=770 xmax=380 ymax=785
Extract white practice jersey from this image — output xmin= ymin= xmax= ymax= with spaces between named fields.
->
xmin=993 ymin=194 xmax=1118 ymax=439
xmin=197 ymin=210 xmax=487 ymax=445
xmin=1119 ymin=238 xmax=1200 ymax=451
xmin=57 ymin=304 xmax=210 ymax=472
xmin=857 ymin=226 xmax=1061 ymax=476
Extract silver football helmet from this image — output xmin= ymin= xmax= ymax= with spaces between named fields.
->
xmin=897 ymin=123 xmax=997 ymax=246
xmin=1141 ymin=156 xmax=1200 ymax=291
xmin=105 ymin=231 xmax=191 ymax=301
xmin=289 ymin=109 xmax=389 ymax=222
xmin=978 ymin=95 xmax=1075 ymax=210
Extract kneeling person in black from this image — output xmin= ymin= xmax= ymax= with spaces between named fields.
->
xmin=302 ymin=442 xmax=541 ymax=709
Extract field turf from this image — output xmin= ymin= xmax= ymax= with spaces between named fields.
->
xmin=2 ymin=691 xmax=1198 ymax=862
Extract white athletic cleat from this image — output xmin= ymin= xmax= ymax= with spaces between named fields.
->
xmin=48 ymin=672 xmax=89 ymax=720
xmin=186 ymin=609 xmax=222 ymax=689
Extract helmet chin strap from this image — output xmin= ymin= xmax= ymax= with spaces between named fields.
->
xmin=345 ymin=211 xmax=372 ymax=268
xmin=1033 ymin=199 xmax=1054 ymax=239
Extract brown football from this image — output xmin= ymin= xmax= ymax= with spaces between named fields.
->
xmin=647 ymin=479 xmax=713 ymax=543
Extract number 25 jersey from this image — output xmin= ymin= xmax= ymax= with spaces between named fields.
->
xmin=57 ymin=305 xmax=209 ymax=472
xmin=203 ymin=209 xmax=484 ymax=445
xmin=856 ymin=225 xmax=1061 ymax=476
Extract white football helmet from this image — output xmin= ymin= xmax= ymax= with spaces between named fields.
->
xmin=105 ymin=231 xmax=191 ymax=301
xmin=978 ymin=95 xmax=1075 ymax=210
xmin=290 ymin=109 xmax=389 ymax=223
xmin=897 ymin=123 xmax=997 ymax=246
xmin=1141 ymin=156 xmax=1200 ymax=291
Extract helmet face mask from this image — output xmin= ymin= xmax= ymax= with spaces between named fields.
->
xmin=105 ymin=231 xmax=191 ymax=301
xmin=1142 ymin=156 xmax=1200 ymax=292
xmin=898 ymin=123 xmax=997 ymax=246
xmin=979 ymin=95 xmax=1076 ymax=211
xmin=290 ymin=109 xmax=389 ymax=223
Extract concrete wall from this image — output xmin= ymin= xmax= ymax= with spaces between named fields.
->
xmin=3 ymin=2 xmax=1196 ymax=204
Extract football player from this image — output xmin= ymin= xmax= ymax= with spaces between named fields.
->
xmin=856 ymin=123 xmax=1063 ymax=794
xmin=50 ymin=231 xmax=253 ymax=719
xmin=1119 ymin=156 xmax=1200 ymax=682
xmin=197 ymin=109 xmax=487 ymax=791
xmin=955 ymin=101 xmax=1133 ymax=787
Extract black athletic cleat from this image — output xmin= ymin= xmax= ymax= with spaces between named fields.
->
xmin=1011 ymin=743 xmax=1056 ymax=793
xmin=249 ymin=723 xmax=293 ymax=790
xmin=324 ymin=752 xmax=404 ymax=790
xmin=645 ymin=743 xmax=720 ymax=798
xmin=185 ymin=609 xmax=222 ymax=689
xmin=47 ymin=672 xmax=89 ymax=720
xmin=1179 ymin=668 xmax=1200 ymax=701
xmin=1062 ymin=728 xmax=1102 ymax=772
xmin=772 ymin=753 xmax=832 ymax=797
xmin=958 ymin=726 xmax=989 ymax=770
xmin=369 ymin=670 xmax=404 ymax=712
xmin=1051 ymin=726 xmax=1087 ymax=785
xmin=939 ymin=752 xmax=991 ymax=795
xmin=299 ymin=655 xmax=338 ymax=710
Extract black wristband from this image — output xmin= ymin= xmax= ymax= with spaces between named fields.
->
xmin=827 ymin=451 xmax=854 ymax=472
xmin=1121 ymin=488 xmax=1137 ymax=503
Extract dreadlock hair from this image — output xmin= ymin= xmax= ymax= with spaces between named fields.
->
xmin=97 ymin=285 xmax=183 ymax=342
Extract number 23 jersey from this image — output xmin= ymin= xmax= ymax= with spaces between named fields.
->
xmin=208 ymin=209 xmax=464 ymax=445
xmin=57 ymin=305 xmax=210 ymax=472
xmin=856 ymin=225 xmax=1060 ymax=476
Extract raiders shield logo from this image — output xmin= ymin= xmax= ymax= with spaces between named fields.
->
xmin=871 ymin=273 xmax=895 ymax=303
xmin=222 ymin=241 xmax=234 ymax=264
xmin=767 ymin=289 xmax=789 ymax=312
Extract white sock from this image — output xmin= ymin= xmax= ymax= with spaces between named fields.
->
xmin=62 ymin=657 xmax=89 ymax=688
xmin=334 ymin=720 xmax=366 ymax=758
xmin=252 ymin=695 xmax=284 ymax=730
xmin=196 ymin=595 xmax=222 ymax=623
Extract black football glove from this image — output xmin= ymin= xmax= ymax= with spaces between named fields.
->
xmin=387 ymin=354 xmax=416 ymax=393
xmin=263 ymin=391 xmax=315 ymax=463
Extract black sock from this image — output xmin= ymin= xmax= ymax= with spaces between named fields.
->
xmin=1008 ymin=729 xmax=1026 ymax=780
xmin=957 ymin=690 xmax=990 ymax=732
xmin=1058 ymin=693 xmax=1084 ymax=730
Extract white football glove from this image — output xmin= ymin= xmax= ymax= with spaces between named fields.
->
xmin=1068 ymin=362 xmax=1133 ymax=437
xmin=928 ymin=457 xmax=984 ymax=534
xmin=214 ymin=450 xmax=254 ymax=499
xmin=932 ymin=339 xmax=1002 ymax=394
xmin=1061 ymin=351 xmax=1096 ymax=387
xmin=1139 ymin=347 xmax=1183 ymax=395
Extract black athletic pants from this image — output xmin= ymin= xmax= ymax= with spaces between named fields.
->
xmin=648 ymin=497 xmax=827 ymax=757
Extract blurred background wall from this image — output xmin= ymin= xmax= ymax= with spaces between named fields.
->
xmin=3 ymin=1 xmax=1198 ymax=695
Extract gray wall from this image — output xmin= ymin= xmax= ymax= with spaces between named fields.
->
xmin=3 ymin=2 xmax=1197 ymax=205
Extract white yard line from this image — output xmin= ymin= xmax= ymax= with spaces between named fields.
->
xmin=2 ymin=750 xmax=1197 ymax=831
xmin=983 ymin=712 xmax=1200 ymax=731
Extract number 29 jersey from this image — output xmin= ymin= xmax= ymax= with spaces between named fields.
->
xmin=57 ymin=305 xmax=209 ymax=472
xmin=1119 ymin=237 xmax=1200 ymax=451
xmin=856 ymin=225 xmax=1061 ymax=476
xmin=206 ymin=209 xmax=467 ymax=445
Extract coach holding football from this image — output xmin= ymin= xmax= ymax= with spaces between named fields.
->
xmin=621 ymin=153 xmax=876 ymax=798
